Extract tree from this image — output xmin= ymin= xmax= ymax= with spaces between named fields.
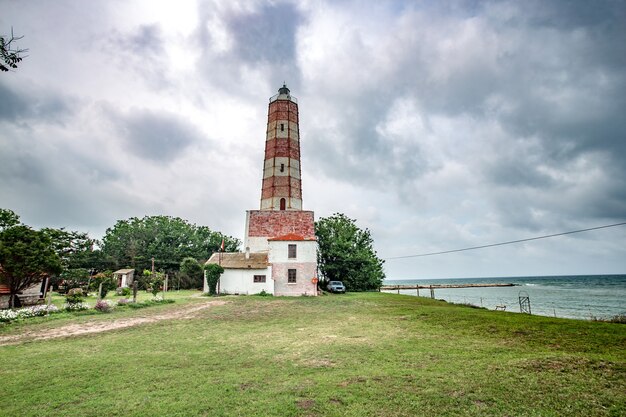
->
xmin=0 ymin=225 xmax=62 ymax=307
xmin=179 ymin=257 xmax=204 ymax=289
xmin=101 ymin=216 xmax=240 ymax=273
xmin=1 ymin=30 xmax=27 ymax=72
xmin=58 ymin=267 xmax=90 ymax=293
xmin=315 ymin=213 xmax=385 ymax=291
xmin=204 ymin=263 xmax=224 ymax=295
xmin=39 ymin=227 xmax=113 ymax=289
xmin=0 ymin=208 xmax=20 ymax=231
xmin=41 ymin=228 xmax=96 ymax=269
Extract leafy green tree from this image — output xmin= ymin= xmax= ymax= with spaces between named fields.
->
xmin=40 ymin=228 xmax=114 ymax=289
xmin=179 ymin=257 xmax=204 ymax=289
xmin=58 ymin=267 xmax=90 ymax=293
xmin=0 ymin=208 xmax=20 ymax=231
xmin=315 ymin=213 xmax=385 ymax=291
xmin=41 ymin=228 xmax=95 ymax=269
xmin=0 ymin=225 xmax=62 ymax=307
xmin=101 ymin=216 xmax=240 ymax=273
xmin=204 ymin=263 xmax=224 ymax=296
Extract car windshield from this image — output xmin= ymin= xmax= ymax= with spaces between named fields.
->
xmin=330 ymin=282 xmax=342 ymax=286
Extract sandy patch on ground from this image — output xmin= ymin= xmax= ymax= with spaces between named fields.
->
xmin=0 ymin=300 xmax=227 ymax=346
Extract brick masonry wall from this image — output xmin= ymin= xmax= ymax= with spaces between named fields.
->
xmin=264 ymin=138 xmax=300 ymax=160
xmin=247 ymin=210 xmax=315 ymax=239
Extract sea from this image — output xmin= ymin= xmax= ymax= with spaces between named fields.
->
xmin=382 ymin=274 xmax=626 ymax=321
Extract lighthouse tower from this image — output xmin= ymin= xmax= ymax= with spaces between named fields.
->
xmin=261 ymin=84 xmax=302 ymax=211
xmin=205 ymin=85 xmax=318 ymax=296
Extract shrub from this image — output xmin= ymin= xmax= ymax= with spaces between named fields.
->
xmin=117 ymin=287 xmax=132 ymax=297
xmin=90 ymin=272 xmax=116 ymax=299
xmin=65 ymin=288 xmax=85 ymax=305
xmin=204 ymin=263 xmax=224 ymax=295
xmin=255 ymin=290 xmax=272 ymax=297
xmin=94 ymin=299 xmax=114 ymax=313
xmin=0 ymin=309 xmax=18 ymax=322
xmin=150 ymin=296 xmax=174 ymax=304
xmin=0 ymin=305 xmax=60 ymax=323
xmin=128 ymin=302 xmax=148 ymax=309
xmin=28 ymin=304 xmax=59 ymax=316
xmin=64 ymin=302 xmax=90 ymax=311
xmin=117 ymin=298 xmax=131 ymax=306
xmin=609 ymin=314 xmax=626 ymax=324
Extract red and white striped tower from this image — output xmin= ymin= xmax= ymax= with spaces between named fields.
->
xmin=260 ymin=84 xmax=302 ymax=211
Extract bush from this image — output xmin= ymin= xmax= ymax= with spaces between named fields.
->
xmin=64 ymin=302 xmax=90 ymax=311
xmin=609 ymin=314 xmax=626 ymax=324
xmin=94 ymin=299 xmax=114 ymax=313
xmin=0 ymin=305 xmax=61 ymax=323
xmin=150 ymin=296 xmax=174 ymax=304
xmin=204 ymin=263 xmax=224 ymax=295
xmin=116 ymin=287 xmax=132 ymax=297
xmin=90 ymin=272 xmax=116 ymax=299
xmin=0 ymin=309 xmax=18 ymax=322
xmin=65 ymin=288 xmax=85 ymax=305
xmin=255 ymin=290 xmax=272 ymax=297
xmin=117 ymin=298 xmax=131 ymax=306
xmin=127 ymin=298 xmax=174 ymax=309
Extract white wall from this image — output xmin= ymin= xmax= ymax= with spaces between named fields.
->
xmin=269 ymin=240 xmax=317 ymax=296
xmin=269 ymin=240 xmax=317 ymax=263
xmin=206 ymin=267 xmax=273 ymax=295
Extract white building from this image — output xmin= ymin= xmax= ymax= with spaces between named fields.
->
xmin=204 ymin=85 xmax=318 ymax=296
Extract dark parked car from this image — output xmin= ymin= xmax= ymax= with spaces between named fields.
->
xmin=326 ymin=281 xmax=346 ymax=293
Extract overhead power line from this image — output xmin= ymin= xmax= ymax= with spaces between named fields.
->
xmin=385 ymin=222 xmax=626 ymax=261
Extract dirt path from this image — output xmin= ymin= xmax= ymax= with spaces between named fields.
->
xmin=0 ymin=300 xmax=228 ymax=346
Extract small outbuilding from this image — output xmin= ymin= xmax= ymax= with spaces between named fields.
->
xmin=113 ymin=269 xmax=135 ymax=288
xmin=204 ymin=252 xmax=271 ymax=295
xmin=0 ymin=279 xmax=49 ymax=308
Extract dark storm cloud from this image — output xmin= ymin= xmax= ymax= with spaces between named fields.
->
xmin=226 ymin=3 xmax=301 ymax=64
xmin=195 ymin=2 xmax=303 ymax=95
xmin=302 ymin=0 xmax=626 ymax=228
xmin=0 ymin=124 xmax=130 ymax=231
xmin=0 ymin=82 xmax=71 ymax=123
xmin=101 ymin=24 xmax=170 ymax=89
xmin=111 ymin=109 xmax=205 ymax=163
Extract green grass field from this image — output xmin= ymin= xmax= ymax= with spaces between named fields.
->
xmin=1 ymin=292 xmax=624 ymax=416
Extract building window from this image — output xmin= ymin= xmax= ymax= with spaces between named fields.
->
xmin=288 ymin=244 xmax=297 ymax=259
xmin=280 ymin=198 xmax=286 ymax=210
xmin=253 ymin=275 xmax=266 ymax=283
xmin=288 ymin=269 xmax=296 ymax=283
xmin=280 ymin=163 xmax=285 ymax=172
xmin=281 ymin=123 xmax=285 ymax=131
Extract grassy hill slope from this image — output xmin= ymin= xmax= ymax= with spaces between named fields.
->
xmin=1 ymin=292 xmax=624 ymax=416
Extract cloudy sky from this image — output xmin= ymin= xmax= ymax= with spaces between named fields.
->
xmin=1 ymin=0 xmax=625 ymax=279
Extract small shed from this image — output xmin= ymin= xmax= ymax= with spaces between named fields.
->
xmin=204 ymin=252 xmax=271 ymax=295
xmin=0 ymin=279 xmax=49 ymax=308
xmin=113 ymin=269 xmax=135 ymax=288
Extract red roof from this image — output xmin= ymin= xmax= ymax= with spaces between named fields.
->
xmin=268 ymin=233 xmax=316 ymax=241
xmin=0 ymin=284 xmax=10 ymax=295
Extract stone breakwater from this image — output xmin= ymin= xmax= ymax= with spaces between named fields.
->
xmin=380 ymin=283 xmax=516 ymax=290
